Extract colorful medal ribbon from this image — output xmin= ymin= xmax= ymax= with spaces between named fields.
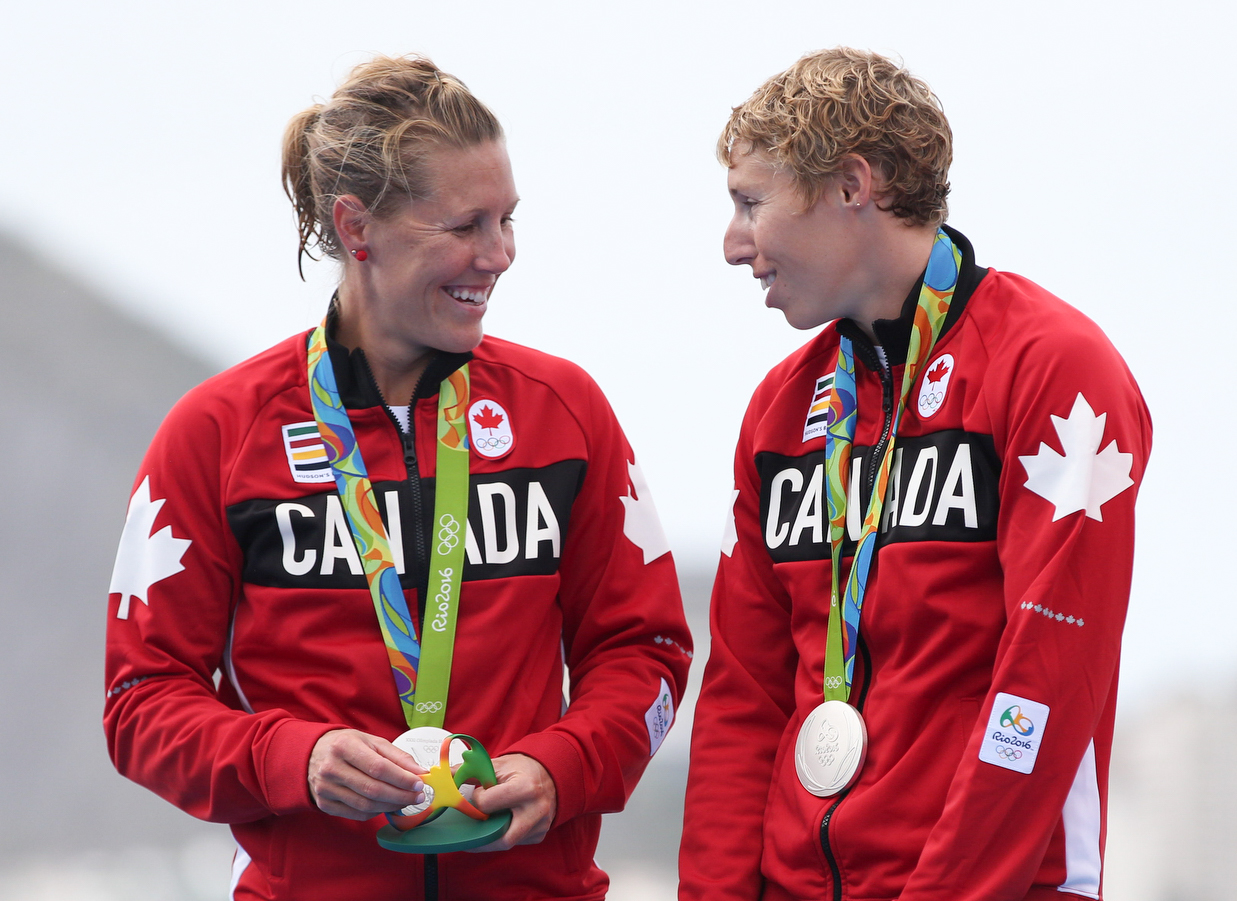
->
xmin=307 ymin=322 xmax=470 ymax=729
xmin=409 ymin=366 xmax=470 ymax=727
xmin=822 ymin=229 xmax=962 ymax=703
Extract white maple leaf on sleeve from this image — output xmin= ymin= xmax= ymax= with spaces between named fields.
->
xmin=1018 ymin=393 xmax=1134 ymax=522
xmin=619 ymin=458 xmax=671 ymax=564
xmin=109 ymin=476 xmax=192 ymax=619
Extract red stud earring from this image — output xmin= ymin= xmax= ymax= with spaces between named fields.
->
xmin=352 ymin=249 xmax=368 ymax=262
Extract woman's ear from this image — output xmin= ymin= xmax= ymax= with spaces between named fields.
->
xmin=332 ymin=195 xmax=370 ymax=254
xmin=834 ymin=155 xmax=875 ymax=208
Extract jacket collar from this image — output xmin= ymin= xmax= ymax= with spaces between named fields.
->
xmin=836 ymin=224 xmax=987 ymax=369
xmin=316 ymin=298 xmax=473 ymax=409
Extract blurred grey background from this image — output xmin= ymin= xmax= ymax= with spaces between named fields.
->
xmin=3 ymin=0 xmax=1236 ymax=898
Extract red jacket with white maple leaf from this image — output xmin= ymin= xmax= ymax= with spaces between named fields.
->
xmin=104 ymin=327 xmax=691 ymax=900
xmin=679 ymin=228 xmax=1151 ymax=901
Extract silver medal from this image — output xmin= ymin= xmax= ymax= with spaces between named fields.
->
xmin=391 ymin=726 xmax=472 ymax=816
xmin=794 ymin=700 xmax=868 ymax=797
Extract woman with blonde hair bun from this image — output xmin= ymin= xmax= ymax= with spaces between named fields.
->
xmin=680 ymin=47 xmax=1150 ymax=901
xmin=104 ymin=54 xmax=689 ymax=900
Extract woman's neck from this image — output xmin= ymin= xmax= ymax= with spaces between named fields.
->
xmin=333 ymin=293 xmax=432 ymax=404
xmin=852 ymin=222 xmax=939 ymax=342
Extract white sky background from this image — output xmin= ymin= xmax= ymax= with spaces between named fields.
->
xmin=2 ymin=0 xmax=1233 ymax=709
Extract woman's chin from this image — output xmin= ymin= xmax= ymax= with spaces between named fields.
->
xmin=436 ymin=326 xmax=486 ymax=355
xmin=780 ymin=306 xmax=830 ymax=332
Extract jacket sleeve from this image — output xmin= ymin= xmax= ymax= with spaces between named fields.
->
xmin=503 ymin=372 xmax=692 ymax=824
xmin=898 ymin=326 xmax=1152 ymax=900
xmin=678 ymin=387 xmax=799 ymax=901
xmin=103 ymin=389 xmax=344 ymax=824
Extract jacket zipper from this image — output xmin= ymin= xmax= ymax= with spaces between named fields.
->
xmin=819 ymin=632 xmax=873 ymax=901
xmin=402 ymin=423 xmax=429 ymax=611
xmin=853 ymin=341 xmax=896 ymax=504
xmin=357 ymin=358 xmax=433 ymax=612
xmin=383 ymin=370 xmax=440 ymax=901
xmin=351 ymin=355 xmax=440 ymax=901
xmin=823 ymin=330 xmax=887 ymax=901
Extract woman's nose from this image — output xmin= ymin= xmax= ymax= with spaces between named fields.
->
xmin=723 ymin=216 xmax=753 ymax=267
xmin=476 ymin=226 xmax=515 ymax=274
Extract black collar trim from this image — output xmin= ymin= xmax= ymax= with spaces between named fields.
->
xmin=835 ymin=224 xmax=987 ymax=368
xmin=307 ymin=298 xmax=473 ymax=409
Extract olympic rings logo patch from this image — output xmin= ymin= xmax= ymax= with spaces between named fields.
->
xmin=436 ymin=514 xmax=461 ymax=555
xmin=415 ymin=701 xmax=444 ymax=714
xmin=472 ymin=435 xmax=511 ymax=451
xmin=1000 ymin=705 xmax=1035 ymax=736
xmin=824 ymin=676 xmax=844 ymax=690
xmin=996 ymin=746 xmax=1023 ymax=760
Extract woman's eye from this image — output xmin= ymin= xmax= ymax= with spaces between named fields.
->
xmin=452 ymin=222 xmax=478 ymax=234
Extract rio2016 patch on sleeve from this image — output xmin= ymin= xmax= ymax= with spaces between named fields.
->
xmin=645 ymin=678 xmax=674 ymax=755
xmin=979 ymin=692 xmax=1050 ymax=774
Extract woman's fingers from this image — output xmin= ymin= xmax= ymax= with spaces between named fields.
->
xmin=468 ymin=753 xmax=557 ymax=852
xmin=312 ymin=783 xmax=399 ymax=821
xmin=308 ymin=729 xmax=426 ymax=819
xmin=363 ymin=740 xmax=429 ymax=791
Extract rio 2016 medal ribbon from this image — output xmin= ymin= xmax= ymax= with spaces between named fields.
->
xmin=794 ymin=230 xmax=962 ymax=798
xmin=307 ymin=320 xmax=471 ymax=732
xmin=307 ymin=323 xmax=480 ymax=850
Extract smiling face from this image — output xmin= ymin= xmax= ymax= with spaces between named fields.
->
xmin=338 ymin=140 xmax=519 ymax=375
xmin=723 ymin=150 xmax=868 ymax=330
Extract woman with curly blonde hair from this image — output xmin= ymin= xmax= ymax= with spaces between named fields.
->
xmin=681 ymin=47 xmax=1150 ymax=901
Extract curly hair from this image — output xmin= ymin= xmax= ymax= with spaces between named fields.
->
xmin=281 ymin=55 xmax=503 ymax=276
xmin=718 ymin=48 xmax=952 ymax=227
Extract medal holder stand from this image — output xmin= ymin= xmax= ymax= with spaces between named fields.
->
xmin=376 ymin=734 xmax=512 ymax=854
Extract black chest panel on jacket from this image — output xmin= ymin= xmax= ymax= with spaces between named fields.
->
xmin=756 ymin=430 xmax=1000 ymax=564
xmin=227 ymin=460 xmax=587 ymax=589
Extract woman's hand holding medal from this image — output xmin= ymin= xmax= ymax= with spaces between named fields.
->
xmin=307 ymin=728 xmax=427 ymax=821
xmin=467 ymin=753 xmax=557 ymax=851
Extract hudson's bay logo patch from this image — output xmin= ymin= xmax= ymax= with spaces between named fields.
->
xmin=917 ymin=354 xmax=954 ymax=418
xmin=469 ymin=399 xmax=515 ymax=460
xmin=803 ymin=373 xmax=835 ymax=442
xmin=282 ymin=422 xmax=333 ymax=484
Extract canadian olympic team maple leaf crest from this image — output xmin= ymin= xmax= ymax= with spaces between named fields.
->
xmin=473 ymin=405 xmax=504 ymax=431
xmin=467 ymin=398 xmax=516 ymax=460
xmin=917 ymin=353 xmax=955 ymax=418
xmin=1018 ymin=393 xmax=1134 ymax=522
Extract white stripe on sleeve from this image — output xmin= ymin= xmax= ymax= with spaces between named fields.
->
xmin=230 ymin=842 xmax=252 ymax=899
xmin=1058 ymin=739 xmax=1102 ymax=898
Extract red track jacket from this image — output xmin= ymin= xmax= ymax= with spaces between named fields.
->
xmin=680 ymin=229 xmax=1150 ymax=901
xmin=104 ymin=329 xmax=691 ymax=900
